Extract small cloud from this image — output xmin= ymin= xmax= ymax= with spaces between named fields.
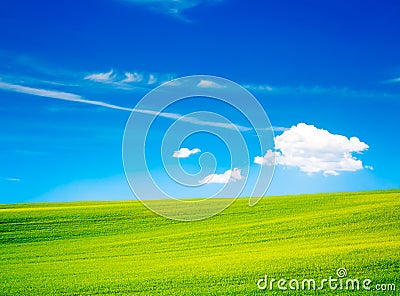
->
xmin=172 ymin=147 xmax=201 ymax=158
xmin=244 ymin=82 xmax=400 ymax=103
xmin=84 ymin=69 xmax=115 ymax=83
xmin=164 ymin=80 xmax=181 ymax=87
xmin=121 ymin=0 xmax=222 ymax=19
xmin=244 ymin=84 xmax=274 ymax=92
xmin=82 ymin=69 xmax=173 ymax=88
xmin=197 ymin=79 xmax=225 ymax=89
xmin=1 ymin=177 xmax=21 ymax=182
xmin=148 ymin=74 xmax=157 ymax=85
xmin=384 ymin=77 xmax=400 ymax=84
xmin=254 ymin=123 xmax=370 ymax=176
xmin=122 ymin=72 xmax=143 ymax=83
xmin=199 ymin=168 xmax=243 ymax=184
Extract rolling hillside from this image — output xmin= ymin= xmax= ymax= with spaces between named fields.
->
xmin=0 ymin=190 xmax=399 ymax=295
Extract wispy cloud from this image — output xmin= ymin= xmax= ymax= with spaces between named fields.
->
xmin=84 ymin=69 xmax=115 ymax=83
xmin=384 ymin=77 xmax=400 ymax=84
xmin=0 ymin=80 xmax=252 ymax=131
xmin=148 ymin=74 xmax=157 ymax=85
xmin=0 ymin=54 xmax=175 ymax=92
xmin=121 ymin=0 xmax=222 ymax=19
xmin=257 ymin=126 xmax=289 ymax=132
xmin=83 ymin=69 xmax=173 ymax=89
xmin=243 ymin=84 xmax=273 ymax=92
xmin=197 ymin=79 xmax=225 ymax=89
xmin=122 ymin=72 xmax=143 ymax=83
xmin=245 ymin=83 xmax=400 ymax=101
xmin=132 ymin=107 xmax=252 ymax=131
xmin=0 ymin=80 xmax=82 ymax=101
xmin=1 ymin=177 xmax=21 ymax=182
xmin=0 ymin=80 xmax=132 ymax=111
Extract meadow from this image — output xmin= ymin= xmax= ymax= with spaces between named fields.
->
xmin=0 ymin=190 xmax=399 ymax=295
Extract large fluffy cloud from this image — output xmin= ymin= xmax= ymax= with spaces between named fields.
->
xmin=254 ymin=123 xmax=370 ymax=176
xmin=199 ymin=168 xmax=243 ymax=184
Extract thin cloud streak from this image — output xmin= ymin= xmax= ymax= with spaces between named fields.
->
xmin=384 ymin=77 xmax=400 ymax=84
xmin=121 ymin=0 xmax=222 ymax=19
xmin=245 ymin=83 xmax=400 ymax=101
xmin=257 ymin=126 xmax=289 ymax=132
xmin=0 ymin=80 xmax=132 ymax=111
xmin=1 ymin=177 xmax=21 ymax=182
xmin=0 ymin=80 xmax=255 ymax=131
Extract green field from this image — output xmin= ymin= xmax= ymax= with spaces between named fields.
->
xmin=0 ymin=190 xmax=399 ymax=295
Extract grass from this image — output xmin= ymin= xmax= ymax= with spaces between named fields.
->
xmin=0 ymin=189 xmax=399 ymax=295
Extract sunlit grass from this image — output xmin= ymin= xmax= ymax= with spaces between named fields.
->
xmin=0 ymin=190 xmax=399 ymax=295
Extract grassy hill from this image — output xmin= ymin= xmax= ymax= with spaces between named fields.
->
xmin=0 ymin=190 xmax=399 ymax=295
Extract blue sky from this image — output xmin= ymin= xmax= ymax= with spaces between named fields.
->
xmin=0 ymin=0 xmax=399 ymax=203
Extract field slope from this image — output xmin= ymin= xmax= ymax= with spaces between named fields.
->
xmin=0 ymin=190 xmax=399 ymax=295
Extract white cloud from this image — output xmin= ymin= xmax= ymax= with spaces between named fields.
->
xmin=199 ymin=168 xmax=243 ymax=184
xmin=256 ymin=126 xmax=289 ymax=132
xmin=272 ymin=126 xmax=290 ymax=132
xmin=384 ymin=77 xmax=400 ymax=84
xmin=164 ymin=80 xmax=181 ymax=87
xmin=122 ymin=0 xmax=221 ymax=18
xmin=7 ymin=178 xmax=21 ymax=181
xmin=84 ymin=69 xmax=115 ymax=83
xmin=0 ymin=80 xmax=251 ymax=131
xmin=254 ymin=149 xmax=278 ymax=166
xmin=0 ymin=80 xmax=83 ymax=101
xmin=197 ymin=79 xmax=225 ymax=89
xmin=83 ymin=70 xmax=172 ymax=88
xmin=1 ymin=177 xmax=21 ymax=182
xmin=171 ymin=114 xmax=251 ymax=131
xmin=245 ymin=83 xmax=400 ymax=102
xmin=122 ymin=72 xmax=143 ymax=83
xmin=172 ymin=147 xmax=201 ymax=158
xmin=254 ymin=123 xmax=370 ymax=176
xmin=0 ymin=80 xmax=133 ymax=111
xmin=133 ymin=108 xmax=250 ymax=131
xmin=244 ymin=84 xmax=273 ymax=92
xmin=147 ymin=74 xmax=157 ymax=85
